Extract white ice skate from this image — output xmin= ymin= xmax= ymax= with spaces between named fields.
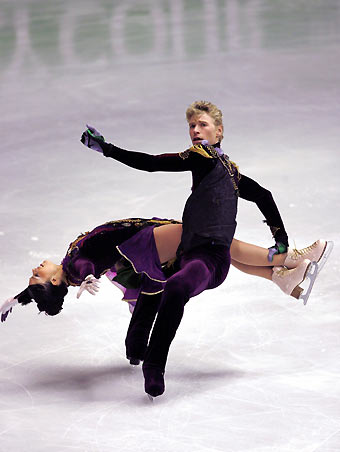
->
xmin=285 ymin=240 xmax=333 ymax=274
xmin=313 ymin=240 xmax=333 ymax=274
xmin=272 ymin=259 xmax=318 ymax=305
xmin=298 ymin=261 xmax=318 ymax=305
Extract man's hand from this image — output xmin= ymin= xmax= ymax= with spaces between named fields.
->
xmin=80 ymin=124 xmax=105 ymax=153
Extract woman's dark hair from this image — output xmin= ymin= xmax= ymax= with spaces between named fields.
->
xmin=16 ymin=282 xmax=68 ymax=316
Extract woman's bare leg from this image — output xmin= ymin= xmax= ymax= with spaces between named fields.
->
xmin=154 ymin=225 xmax=287 ymax=267
xmin=231 ymin=259 xmax=273 ymax=280
xmin=153 ymin=224 xmax=182 ymax=263
xmin=230 ymin=238 xmax=287 ymax=266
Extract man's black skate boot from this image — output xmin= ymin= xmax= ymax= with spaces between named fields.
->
xmin=125 ymin=293 xmax=162 ymax=366
xmin=142 ymin=363 xmax=165 ymax=397
xmin=127 ymin=357 xmax=141 ymax=365
xmin=125 ymin=336 xmax=147 ymax=366
xmin=126 ymin=345 xmax=146 ymax=366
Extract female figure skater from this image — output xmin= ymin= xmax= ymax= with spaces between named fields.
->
xmin=78 ymin=100 xmax=328 ymax=397
xmin=0 ymin=217 xmax=328 ymax=323
xmin=0 ymin=217 xmax=331 ymax=401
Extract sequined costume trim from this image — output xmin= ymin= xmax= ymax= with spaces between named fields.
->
xmin=65 ymin=218 xmax=181 ymax=256
xmin=180 ymin=144 xmax=241 ymax=194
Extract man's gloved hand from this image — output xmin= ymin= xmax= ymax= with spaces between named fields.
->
xmin=268 ymin=242 xmax=288 ymax=263
xmin=76 ymin=275 xmax=101 ymax=299
xmin=80 ymin=124 xmax=105 ymax=153
xmin=1 ymin=297 xmax=18 ymax=323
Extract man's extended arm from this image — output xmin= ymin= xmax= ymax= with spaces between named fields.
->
xmin=81 ymin=125 xmax=194 ymax=172
xmin=238 ymin=174 xmax=289 ymax=252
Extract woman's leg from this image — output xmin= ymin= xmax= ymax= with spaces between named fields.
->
xmin=231 ymin=259 xmax=273 ymax=280
xmin=231 ymin=257 xmax=316 ymax=301
xmin=153 ymin=226 xmax=328 ymax=272
xmin=153 ymin=223 xmax=182 ymax=263
xmin=230 ymin=238 xmax=287 ymax=266
xmin=153 ymin=225 xmax=285 ymax=268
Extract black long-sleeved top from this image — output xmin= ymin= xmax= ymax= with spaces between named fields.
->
xmin=100 ymin=142 xmax=288 ymax=246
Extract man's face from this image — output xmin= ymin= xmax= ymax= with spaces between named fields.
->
xmin=188 ymin=112 xmax=222 ymax=146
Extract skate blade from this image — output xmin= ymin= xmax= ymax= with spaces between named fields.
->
xmin=317 ymin=241 xmax=334 ymax=274
xmin=298 ymin=261 xmax=318 ymax=305
xmin=147 ymin=394 xmax=154 ymax=402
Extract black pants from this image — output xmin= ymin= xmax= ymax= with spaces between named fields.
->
xmin=125 ymin=291 xmax=161 ymax=361
xmin=125 ymin=243 xmax=231 ymax=371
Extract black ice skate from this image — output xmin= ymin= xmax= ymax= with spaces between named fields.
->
xmin=142 ymin=364 xmax=165 ymax=398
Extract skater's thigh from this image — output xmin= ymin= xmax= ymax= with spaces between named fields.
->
xmin=153 ymin=223 xmax=182 ymax=264
xmin=179 ymin=245 xmax=231 ymax=293
xmin=167 ymin=256 xmax=212 ymax=298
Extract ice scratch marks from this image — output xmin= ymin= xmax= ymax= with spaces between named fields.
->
xmin=2 ymin=343 xmax=76 ymax=372
xmin=0 ymin=378 xmax=35 ymax=412
xmin=310 ymin=427 xmax=340 ymax=452
xmin=62 ymin=403 xmax=117 ymax=440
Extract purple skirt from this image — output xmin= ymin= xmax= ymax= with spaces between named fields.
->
xmin=105 ymin=225 xmax=167 ymax=308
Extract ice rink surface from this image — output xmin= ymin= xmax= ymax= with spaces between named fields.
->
xmin=1 ymin=0 xmax=340 ymax=451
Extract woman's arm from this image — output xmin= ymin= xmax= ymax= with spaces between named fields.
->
xmin=64 ymin=257 xmax=96 ymax=286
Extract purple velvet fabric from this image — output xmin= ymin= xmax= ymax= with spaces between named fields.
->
xmin=61 ymin=222 xmax=129 ymax=285
xmin=106 ymin=225 xmax=168 ymax=304
xmin=116 ymin=225 xmax=166 ymax=300
xmin=62 ymin=220 xmax=171 ymax=309
xmin=61 ymin=220 xmax=170 ymax=290
xmin=126 ymin=243 xmax=231 ymax=371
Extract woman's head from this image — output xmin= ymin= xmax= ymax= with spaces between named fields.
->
xmin=23 ymin=260 xmax=68 ymax=315
xmin=16 ymin=281 xmax=68 ymax=316
xmin=29 ymin=260 xmax=64 ymax=286
xmin=186 ymin=100 xmax=224 ymax=145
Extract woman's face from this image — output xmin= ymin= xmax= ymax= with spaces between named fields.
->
xmin=189 ymin=112 xmax=223 ymax=146
xmin=29 ymin=260 xmax=60 ymax=286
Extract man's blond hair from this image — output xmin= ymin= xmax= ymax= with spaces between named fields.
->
xmin=186 ymin=100 xmax=224 ymax=141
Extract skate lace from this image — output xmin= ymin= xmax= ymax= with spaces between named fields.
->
xmin=291 ymin=241 xmax=317 ymax=259
xmin=275 ymin=267 xmax=289 ymax=277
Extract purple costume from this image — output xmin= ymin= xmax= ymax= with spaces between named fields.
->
xmin=61 ymin=218 xmax=180 ymax=305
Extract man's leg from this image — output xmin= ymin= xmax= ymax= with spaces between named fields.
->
xmin=143 ymin=246 xmax=230 ymax=397
xmin=125 ymin=292 xmax=162 ymax=365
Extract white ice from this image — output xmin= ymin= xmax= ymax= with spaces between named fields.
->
xmin=1 ymin=1 xmax=340 ymax=451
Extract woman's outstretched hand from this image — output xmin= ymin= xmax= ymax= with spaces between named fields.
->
xmin=1 ymin=297 xmax=18 ymax=323
xmin=77 ymin=275 xmax=101 ymax=299
xmin=80 ymin=124 xmax=105 ymax=153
